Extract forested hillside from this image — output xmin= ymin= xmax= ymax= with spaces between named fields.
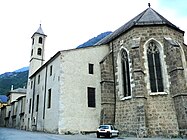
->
xmin=76 ymin=31 xmax=112 ymax=48
xmin=0 ymin=71 xmax=28 ymax=95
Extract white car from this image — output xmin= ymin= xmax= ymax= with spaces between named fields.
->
xmin=96 ymin=125 xmax=119 ymax=138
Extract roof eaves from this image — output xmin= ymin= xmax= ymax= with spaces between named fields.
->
xmin=16 ymin=95 xmax=26 ymax=101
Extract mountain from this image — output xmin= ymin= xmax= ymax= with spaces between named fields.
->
xmin=76 ymin=31 xmax=112 ymax=48
xmin=0 ymin=70 xmax=28 ymax=95
xmin=14 ymin=66 xmax=29 ymax=73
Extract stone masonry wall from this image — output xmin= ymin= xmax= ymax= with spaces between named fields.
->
xmin=100 ymin=52 xmax=115 ymax=125
xmin=111 ymin=25 xmax=183 ymax=137
xmin=164 ymin=38 xmax=187 ymax=132
xmin=174 ymin=96 xmax=187 ymax=129
xmin=115 ymin=98 xmax=147 ymax=137
xmin=147 ymin=95 xmax=179 ymax=136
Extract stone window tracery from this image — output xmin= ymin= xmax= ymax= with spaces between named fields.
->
xmin=121 ymin=49 xmax=131 ymax=97
xmin=147 ymin=42 xmax=164 ymax=92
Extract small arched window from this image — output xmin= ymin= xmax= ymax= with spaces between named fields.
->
xmin=38 ymin=75 xmax=40 ymax=84
xmin=37 ymin=48 xmax=42 ymax=56
xmin=39 ymin=37 xmax=43 ymax=44
xmin=147 ymin=42 xmax=164 ymax=92
xmin=121 ymin=49 xmax=131 ymax=97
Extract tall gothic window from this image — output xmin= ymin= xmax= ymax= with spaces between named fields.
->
xmin=147 ymin=42 xmax=164 ymax=92
xmin=121 ymin=49 xmax=131 ymax=97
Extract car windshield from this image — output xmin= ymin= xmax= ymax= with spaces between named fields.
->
xmin=99 ymin=125 xmax=109 ymax=129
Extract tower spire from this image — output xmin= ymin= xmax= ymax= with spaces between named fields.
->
xmin=148 ymin=3 xmax=151 ymax=8
xmin=29 ymin=25 xmax=47 ymax=77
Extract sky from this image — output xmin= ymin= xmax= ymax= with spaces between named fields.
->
xmin=0 ymin=0 xmax=187 ymax=74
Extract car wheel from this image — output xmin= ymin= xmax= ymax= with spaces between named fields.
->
xmin=117 ymin=132 xmax=119 ymax=136
xmin=97 ymin=133 xmax=100 ymax=138
xmin=110 ymin=133 xmax=112 ymax=138
xmin=106 ymin=132 xmax=111 ymax=138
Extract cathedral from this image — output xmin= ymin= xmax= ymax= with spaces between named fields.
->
xmin=4 ymin=4 xmax=187 ymax=137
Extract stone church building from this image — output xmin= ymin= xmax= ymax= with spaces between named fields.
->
xmin=24 ymin=5 xmax=187 ymax=137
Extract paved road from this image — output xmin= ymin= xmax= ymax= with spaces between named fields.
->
xmin=0 ymin=127 xmax=185 ymax=140
xmin=0 ymin=127 xmax=111 ymax=140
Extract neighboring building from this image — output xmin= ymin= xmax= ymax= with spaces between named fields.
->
xmin=10 ymin=100 xmax=18 ymax=128
xmin=16 ymin=95 xmax=26 ymax=129
xmin=4 ymin=105 xmax=11 ymax=127
xmin=0 ymin=87 xmax=26 ymax=128
xmin=0 ymin=95 xmax=8 ymax=108
xmin=0 ymin=105 xmax=8 ymax=127
xmin=7 ymin=87 xmax=27 ymax=104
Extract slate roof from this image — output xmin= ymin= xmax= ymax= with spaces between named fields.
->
xmin=32 ymin=24 xmax=47 ymax=37
xmin=96 ymin=7 xmax=184 ymax=45
xmin=7 ymin=88 xmax=27 ymax=96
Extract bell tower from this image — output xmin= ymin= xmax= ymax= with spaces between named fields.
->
xmin=29 ymin=24 xmax=47 ymax=77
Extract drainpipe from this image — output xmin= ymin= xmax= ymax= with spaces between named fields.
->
xmin=111 ymin=42 xmax=116 ymax=124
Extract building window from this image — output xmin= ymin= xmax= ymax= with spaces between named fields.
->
xmin=8 ymin=111 xmax=11 ymax=117
xmin=37 ymin=48 xmax=42 ymax=55
xmin=38 ymin=75 xmax=40 ymax=84
xmin=87 ymin=87 xmax=95 ymax=107
xmin=50 ymin=65 xmax=53 ymax=76
xmin=147 ymin=42 xmax=164 ymax=92
xmin=39 ymin=37 xmax=43 ymax=44
xmin=29 ymin=98 xmax=32 ymax=113
xmin=32 ymin=38 xmax=34 ymax=45
xmin=47 ymin=89 xmax=51 ymax=108
xmin=36 ymin=95 xmax=39 ymax=112
xmin=121 ymin=49 xmax=131 ymax=97
xmin=88 ymin=63 xmax=94 ymax=74
xmin=31 ymin=81 xmax=33 ymax=89
xmin=21 ymin=99 xmax=24 ymax=113
xmin=31 ymin=49 xmax=33 ymax=56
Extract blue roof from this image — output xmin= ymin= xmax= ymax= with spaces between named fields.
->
xmin=0 ymin=95 xmax=8 ymax=103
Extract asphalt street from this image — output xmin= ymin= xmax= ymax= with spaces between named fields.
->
xmin=0 ymin=127 xmax=185 ymax=140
